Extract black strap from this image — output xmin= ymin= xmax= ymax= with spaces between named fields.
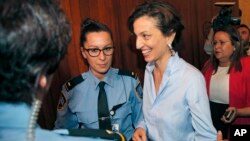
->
xmin=78 ymin=122 xmax=83 ymax=129
xmin=98 ymin=81 xmax=111 ymax=130
xmin=109 ymin=102 xmax=125 ymax=116
xmin=68 ymin=129 xmax=126 ymax=141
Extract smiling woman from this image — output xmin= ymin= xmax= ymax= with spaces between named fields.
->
xmin=127 ymin=1 xmax=217 ymax=141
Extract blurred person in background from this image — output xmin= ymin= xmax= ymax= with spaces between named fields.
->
xmin=202 ymin=25 xmax=250 ymax=139
xmin=237 ymin=24 xmax=250 ymax=56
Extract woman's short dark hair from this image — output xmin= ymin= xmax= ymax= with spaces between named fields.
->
xmin=80 ymin=18 xmax=113 ymax=47
xmin=0 ymin=0 xmax=71 ymax=104
xmin=127 ymin=1 xmax=184 ymax=51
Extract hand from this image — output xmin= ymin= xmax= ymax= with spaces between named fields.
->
xmin=132 ymin=127 xmax=147 ymax=141
xmin=221 ymin=107 xmax=237 ymax=123
xmin=217 ymin=131 xmax=228 ymax=141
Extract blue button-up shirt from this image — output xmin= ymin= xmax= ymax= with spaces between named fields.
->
xmin=139 ymin=53 xmax=217 ymax=141
xmin=0 ymin=102 xmax=108 ymax=141
xmin=55 ymin=68 xmax=143 ymax=140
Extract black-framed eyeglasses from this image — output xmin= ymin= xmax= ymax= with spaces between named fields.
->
xmin=84 ymin=47 xmax=114 ymax=57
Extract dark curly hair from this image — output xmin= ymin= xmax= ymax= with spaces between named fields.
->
xmin=127 ymin=0 xmax=184 ymax=51
xmin=0 ymin=0 xmax=72 ymax=105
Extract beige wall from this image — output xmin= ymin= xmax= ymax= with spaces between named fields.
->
xmin=239 ymin=0 xmax=250 ymax=27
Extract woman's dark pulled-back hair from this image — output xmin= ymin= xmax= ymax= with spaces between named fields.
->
xmin=127 ymin=0 xmax=184 ymax=50
xmin=0 ymin=0 xmax=71 ymax=104
xmin=80 ymin=18 xmax=113 ymax=47
xmin=212 ymin=25 xmax=242 ymax=73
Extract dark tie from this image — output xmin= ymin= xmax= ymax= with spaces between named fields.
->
xmin=98 ymin=81 xmax=111 ymax=130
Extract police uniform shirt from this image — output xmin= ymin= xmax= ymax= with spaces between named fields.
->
xmin=55 ymin=68 xmax=143 ymax=140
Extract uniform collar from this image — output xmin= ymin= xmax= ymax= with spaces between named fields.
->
xmin=87 ymin=68 xmax=115 ymax=89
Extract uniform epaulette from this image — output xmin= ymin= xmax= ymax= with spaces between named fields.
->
xmin=118 ymin=69 xmax=137 ymax=79
xmin=64 ymin=75 xmax=84 ymax=92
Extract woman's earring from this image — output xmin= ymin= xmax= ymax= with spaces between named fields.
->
xmin=168 ymin=44 xmax=175 ymax=56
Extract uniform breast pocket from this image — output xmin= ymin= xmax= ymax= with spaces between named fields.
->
xmin=76 ymin=111 xmax=98 ymax=129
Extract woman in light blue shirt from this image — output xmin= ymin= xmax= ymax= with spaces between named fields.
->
xmin=127 ymin=1 xmax=217 ymax=141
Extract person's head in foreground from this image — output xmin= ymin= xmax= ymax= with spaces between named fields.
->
xmin=0 ymin=0 xmax=71 ymax=140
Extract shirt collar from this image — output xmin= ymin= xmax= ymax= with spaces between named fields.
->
xmin=87 ymin=68 xmax=115 ymax=89
xmin=146 ymin=53 xmax=182 ymax=77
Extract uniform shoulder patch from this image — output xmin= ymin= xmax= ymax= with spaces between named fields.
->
xmin=64 ymin=75 xmax=84 ymax=92
xmin=57 ymin=92 xmax=67 ymax=110
xmin=118 ymin=69 xmax=137 ymax=79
